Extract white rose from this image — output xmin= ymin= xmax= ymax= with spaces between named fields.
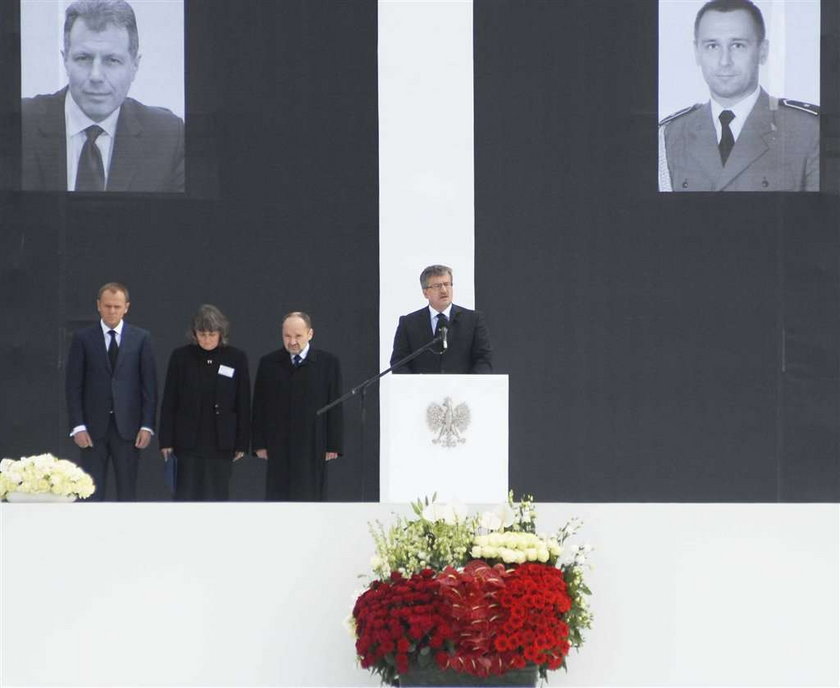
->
xmin=537 ymin=547 xmax=549 ymax=562
xmin=525 ymin=548 xmax=538 ymax=561
xmin=32 ymin=455 xmax=55 ymax=470
xmin=470 ymin=546 xmax=483 ymax=558
xmin=4 ymin=464 xmax=23 ymax=482
xmin=78 ymin=478 xmax=95 ymax=498
xmin=4 ymin=470 xmax=22 ymax=485
xmin=500 ymin=548 xmax=517 ymax=563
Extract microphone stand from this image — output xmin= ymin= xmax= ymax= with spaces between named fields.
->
xmin=316 ymin=334 xmax=444 ymax=501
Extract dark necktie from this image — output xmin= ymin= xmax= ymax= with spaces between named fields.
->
xmin=75 ymin=125 xmax=105 ymax=191
xmin=293 ymin=354 xmax=302 ymax=367
xmin=108 ymin=330 xmax=118 ymax=372
xmin=435 ymin=313 xmax=449 ymax=334
xmin=718 ymin=110 xmax=735 ymax=166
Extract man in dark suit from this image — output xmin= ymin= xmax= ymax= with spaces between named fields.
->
xmin=390 ymin=265 xmax=493 ymax=374
xmin=252 ymin=312 xmax=343 ymax=501
xmin=65 ymin=282 xmax=157 ymax=500
xmin=21 ymin=0 xmax=184 ymax=192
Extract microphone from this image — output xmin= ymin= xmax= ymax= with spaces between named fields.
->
xmin=434 ymin=313 xmax=449 ymax=354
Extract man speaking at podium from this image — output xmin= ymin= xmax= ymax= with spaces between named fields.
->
xmin=390 ymin=265 xmax=493 ymax=374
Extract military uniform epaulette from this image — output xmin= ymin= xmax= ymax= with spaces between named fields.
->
xmin=774 ymin=98 xmax=819 ymax=116
xmin=659 ymin=103 xmax=702 ymax=127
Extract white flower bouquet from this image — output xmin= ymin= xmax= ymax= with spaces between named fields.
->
xmin=0 ymin=453 xmax=96 ymax=501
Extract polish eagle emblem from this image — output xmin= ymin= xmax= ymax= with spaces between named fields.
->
xmin=426 ymin=396 xmax=470 ymax=447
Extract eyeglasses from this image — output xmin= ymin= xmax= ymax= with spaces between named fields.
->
xmin=424 ymin=282 xmax=452 ymax=291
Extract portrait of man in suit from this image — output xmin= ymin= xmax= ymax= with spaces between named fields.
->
xmin=658 ymin=0 xmax=819 ymax=192
xmin=65 ymin=282 xmax=158 ymax=500
xmin=390 ymin=264 xmax=493 ymax=374
xmin=21 ymin=0 xmax=184 ymax=192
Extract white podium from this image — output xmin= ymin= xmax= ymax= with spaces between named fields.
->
xmin=381 ymin=374 xmax=508 ymax=503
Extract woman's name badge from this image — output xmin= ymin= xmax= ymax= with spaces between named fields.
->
xmin=218 ymin=365 xmax=235 ymax=378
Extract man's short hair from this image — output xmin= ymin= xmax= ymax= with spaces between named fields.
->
xmin=97 ymin=281 xmax=130 ymax=301
xmin=64 ymin=0 xmax=140 ymax=58
xmin=283 ymin=311 xmax=313 ymax=330
xmin=419 ymin=265 xmax=453 ymax=289
xmin=190 ymin=304 xmax=230 ymax=346
xmin=694 ymin=0 xmax=766 ymax=42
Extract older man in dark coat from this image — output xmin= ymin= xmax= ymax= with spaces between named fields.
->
xmin=252 ymin=312 xmax=343 ymax=501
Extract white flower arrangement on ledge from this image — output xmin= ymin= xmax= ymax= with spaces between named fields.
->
xmin=0 ymin=453 xmax=95 ymax=501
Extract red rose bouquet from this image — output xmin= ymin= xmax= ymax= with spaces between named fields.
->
xmin=351 ymin=494 xmax=592 ymax=686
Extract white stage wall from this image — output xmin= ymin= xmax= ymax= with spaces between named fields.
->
xmin=378 ymin=0 xmax=476 ymax=478
xmin=1 ymin=502 xmax=837 ymax=687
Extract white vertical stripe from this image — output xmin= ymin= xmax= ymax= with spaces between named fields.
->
xmin=378 ymin=0 xmax=475 ymax=498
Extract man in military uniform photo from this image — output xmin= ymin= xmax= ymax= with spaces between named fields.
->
xmin=659 ymin=0 xmax=818 ymax=192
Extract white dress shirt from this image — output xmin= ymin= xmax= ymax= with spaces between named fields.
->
xmin=710 ymin=85 xmax=761 ymax=144
xmin=428 ymin=304 xmax=453 ymax=334
xmin=65 ymin=91 xmax=121 ymax=191
xmin=290 ymin=343 xmax=311 ymax=364
xmin=100 ymin=319 xmax=124 ymax=348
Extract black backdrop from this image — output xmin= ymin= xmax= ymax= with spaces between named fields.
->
xmin=0 ymin=0 xmax=837 ymax=502
xmin=475 ymin=0 xmax=839 ymax=501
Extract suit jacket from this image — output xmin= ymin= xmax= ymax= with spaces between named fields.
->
xmin=662 ymin=89 xmax=819 ymax=192
xmin=22 ymin=88 xmax=185 ymax=193
xmin=65 ymin=322 xmax=158 ymax=441
xmin=390 ymin=304 xmax=493 ymax=374
xmin=158 ymin=344 xmax=251 ymax=453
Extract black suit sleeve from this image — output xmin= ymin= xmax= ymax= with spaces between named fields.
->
xmin=469 ymin=311 xmax=493 ymax=373
xmin=390 ymin=316 xmax=412 ymax=373
xmin=233 ymin=351 xmax=251 ymax=453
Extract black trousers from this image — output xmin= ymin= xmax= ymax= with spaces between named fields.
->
xmin=79 ymin=417 xmax=139 ymax=501
xmin=174 ymin=452 xmax=233 ymax=501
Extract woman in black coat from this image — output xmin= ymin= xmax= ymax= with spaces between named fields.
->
xmin=159 ymin=305 xmax=250 ymax=501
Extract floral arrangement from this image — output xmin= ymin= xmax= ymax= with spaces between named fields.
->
xmin=351 ymin=493 xmax=592 ymax=685
xmin=0 ymin=453 xmax=95 ymax=500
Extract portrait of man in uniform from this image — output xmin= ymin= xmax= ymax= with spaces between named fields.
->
xmin=658 ymin=0 xmax=819 ymax=192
